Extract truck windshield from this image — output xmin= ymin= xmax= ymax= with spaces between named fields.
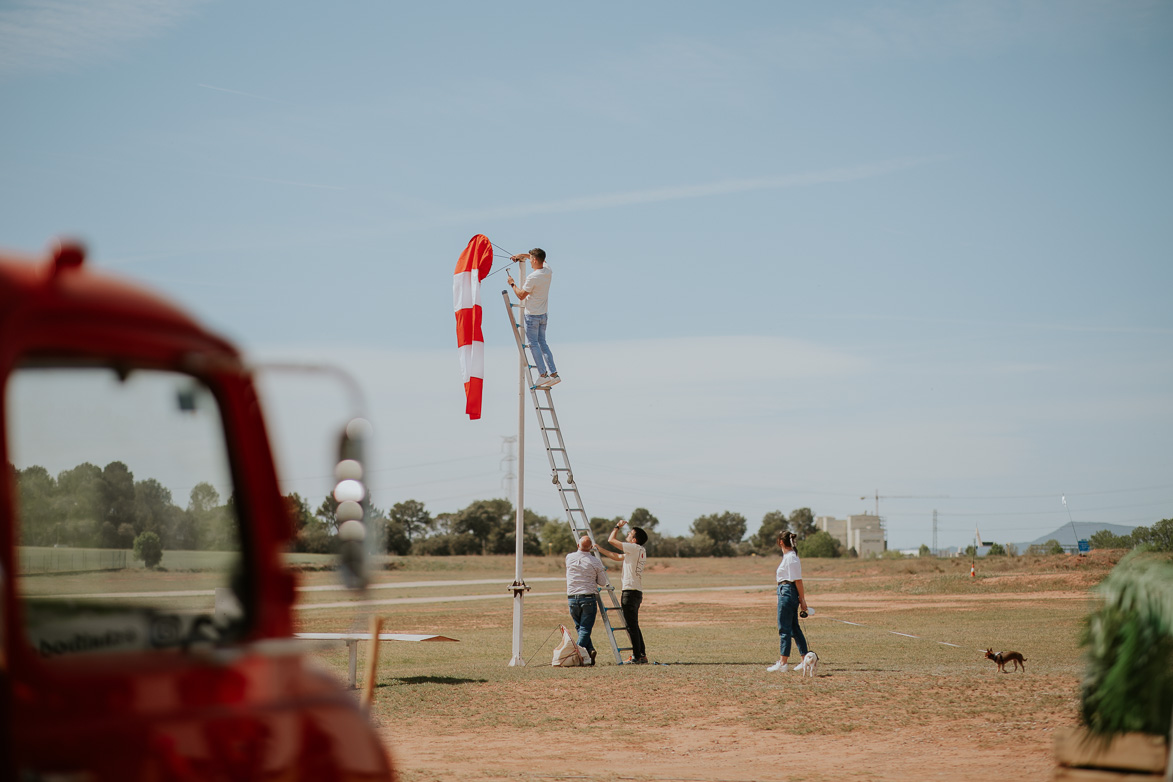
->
xmin=6 ymin=365 xmax=246 ymax=658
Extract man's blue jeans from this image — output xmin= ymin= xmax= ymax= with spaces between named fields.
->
xmin=524 ymin=313 xmax=557 ymax=376
xmin=776 ymin=583 xmax=808 ymax=658
xmin=568 ymin=593 xmax=597 ymax=652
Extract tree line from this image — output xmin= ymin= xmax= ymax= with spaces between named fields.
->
xmin=13 ymin=462 xmax=235 ymax=553
xmin=337 ymin=502 xmax=848 ymax=559
xmin=12 ymin=461 xmax=842 ymax=560
xmin=20 ymin=461 xmax=1165 ymax=562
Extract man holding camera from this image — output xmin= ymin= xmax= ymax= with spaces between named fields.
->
xmin=598 ymin=519 xmax=649 ymax=664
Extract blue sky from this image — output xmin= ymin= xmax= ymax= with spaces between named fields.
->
xmin=2 ymin=1 xmax=1170 ymax=550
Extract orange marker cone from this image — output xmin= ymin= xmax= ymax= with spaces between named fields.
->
xmin=970 ymin=564 xmax=976 ymax=578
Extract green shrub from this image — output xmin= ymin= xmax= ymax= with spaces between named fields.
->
xmin=132 ymin=530 xmax=164 ymax=569
xmin=797 ymin=530 xmax=842 ymax=558
xmin=1080 ymin=551 xmax=1173 ymax=738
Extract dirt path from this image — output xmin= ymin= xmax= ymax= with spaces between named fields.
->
xmin=388 ymin=722 xmax=1058 ymax=781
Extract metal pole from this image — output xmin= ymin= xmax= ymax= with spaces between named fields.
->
xmin=1062 ymin=495 xmax=1080 ymax=554
xmin=508 ymin=260 xmax=527 ymax=666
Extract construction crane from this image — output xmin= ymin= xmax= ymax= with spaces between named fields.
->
xmin=860 ymin=490 xmax=950 ymax=518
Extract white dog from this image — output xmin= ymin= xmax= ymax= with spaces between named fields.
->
xmin=799 ymin=651 xmax=818 ymax=678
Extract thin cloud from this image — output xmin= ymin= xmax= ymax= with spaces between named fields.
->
xmin=805 ymin=312 xmax=1173 ymax=337
xmin=197 ymin=83 xmax=284 ymax=104
xmin=0 ymin=0 xmax=208 ymax=76
xmin=757 ymin=1 xmax=1166 ymax=71
xmin=456 ymin=156 xmax=947 ymax=222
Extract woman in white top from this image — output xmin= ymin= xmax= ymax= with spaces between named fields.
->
xmin=768 ymin=530 xmax=810 ymax=672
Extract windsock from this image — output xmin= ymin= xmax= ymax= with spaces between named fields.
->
xmin=453 ymin=235 xmax=494 ymax=419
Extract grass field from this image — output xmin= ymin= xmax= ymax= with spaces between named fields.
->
xmin=12 ymin=547 xmax=1127 ymax=779
xmin=290 ymin=551 xmax=1125 ymax=781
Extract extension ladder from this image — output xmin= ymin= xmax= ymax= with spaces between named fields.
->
xmin=501 ymin=291 xmax=630 ymax=665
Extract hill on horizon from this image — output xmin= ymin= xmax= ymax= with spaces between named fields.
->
xmin=1010 ymin=521 xmax=1138 ymax=550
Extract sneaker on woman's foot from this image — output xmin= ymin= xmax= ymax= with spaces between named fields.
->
xmin=544 ymin=374 xmax=561 ymax=387
xmin=766 ymin=660 xmax=787 ymax=672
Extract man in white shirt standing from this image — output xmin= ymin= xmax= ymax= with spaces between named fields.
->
xmin=507 ymin=248 xmax=560 ymax=388
xmin=565 ymin=534 xmax=608 ymax=665
xmin=599 ymin=519 xmax=649 ymax=664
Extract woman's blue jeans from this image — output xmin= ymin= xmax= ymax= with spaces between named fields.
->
xmin=524 ymin=313 xmax=557 ymax=376
xmin=776 ymin=583 xmax=808 ymax=658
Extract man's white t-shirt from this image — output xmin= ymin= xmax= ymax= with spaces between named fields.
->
xmin=521 ymin=266 xmax=552 ymax=315
xmin=620 ymin=542 xmax=646 ymax=591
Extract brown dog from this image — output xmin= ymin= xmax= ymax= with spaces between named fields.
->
xmin=985 ymin=648 xmax=1026 ymax=673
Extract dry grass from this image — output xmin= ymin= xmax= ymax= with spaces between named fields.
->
xmin=293 ymin=552 xmax=1125 ymax=781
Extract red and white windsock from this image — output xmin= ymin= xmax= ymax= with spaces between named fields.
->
xmin=453 ymin=234 xmax=494 ymax=419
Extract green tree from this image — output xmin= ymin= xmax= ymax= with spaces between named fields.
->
xmin=689 ymin=511 xmax=746 ymax=557
xmin=797 ymin=530 xmax=842 ymax=558
xmin=101 ymin=461 xmax=137 ymax=531
xmin=389 ymin=500 xmax=433 ymax=543
xmin=315 ymin=494 xmax=340 ymax=535
xmin=587 ymin=516 xmax=614 ymax=542
xmin=789 ymin=507 xmax=817 ymax=538
xmin=450 ymin=498 xmax=533 ymax=555
xmin=681 ymin=532 xmax=716 ymax=557
xmin=752 ymin=511 xmax=789 ymax=552
xmin=287 ymin=492 xmax=334 ymax=554
xmin=16 ymin=465 xmax=56 ymax=545
xmin=541 ymin=520 xmax=577 ymax=555
xmin=1046 ymin=539 xmax=1065 ymax=555
xmin=1147 ymin=519 xmax=1173 ymax=552
xmin=987 ymin=542 xmax=1007 ymax=556
xmin=381 ymin=514 xmax=412 ymax=556
xmin=1089 ymin=529 xmax=1132 ymax=550
xmin=56 ymin=462 xmax=103 ymax=518
xmin=133 ymin=478 xmax=172 ymax=536
xmin=189 ymin=482 xmax=220 ymax=515
xmin=628 ymin=507 xmax=659 ymax=531
xmin=132 ymin=530 xmax=164 ymax=568
xmin=918 ymin=543 xmax=931 ymax=557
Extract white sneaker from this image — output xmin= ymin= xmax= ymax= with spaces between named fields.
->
xmin=790 ymin=662 xmax=805 ymax=672
xmin=533 ymin=375 xmax=550 ymax=388
xmin=544 ymin=374 xmax=561 ymax=387
xmin=766 ymin=661 xmax=787 ymax=672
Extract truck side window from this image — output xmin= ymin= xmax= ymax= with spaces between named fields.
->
xmin=6 ymin=366 xmax=247 ymax=658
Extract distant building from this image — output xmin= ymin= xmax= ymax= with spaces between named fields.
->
xmin=815 ymin=514 xmax=886 ymax=557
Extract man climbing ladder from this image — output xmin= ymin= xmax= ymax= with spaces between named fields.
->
xmin=506 ymin=249 xmax=560 ymax=388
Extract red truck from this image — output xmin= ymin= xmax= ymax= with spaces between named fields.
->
xmin=0 ymin=240 xmax=395 ymax=780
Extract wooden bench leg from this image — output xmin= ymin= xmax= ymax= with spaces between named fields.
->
xmin=347 ymin=639 xmax=358 ymax=689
